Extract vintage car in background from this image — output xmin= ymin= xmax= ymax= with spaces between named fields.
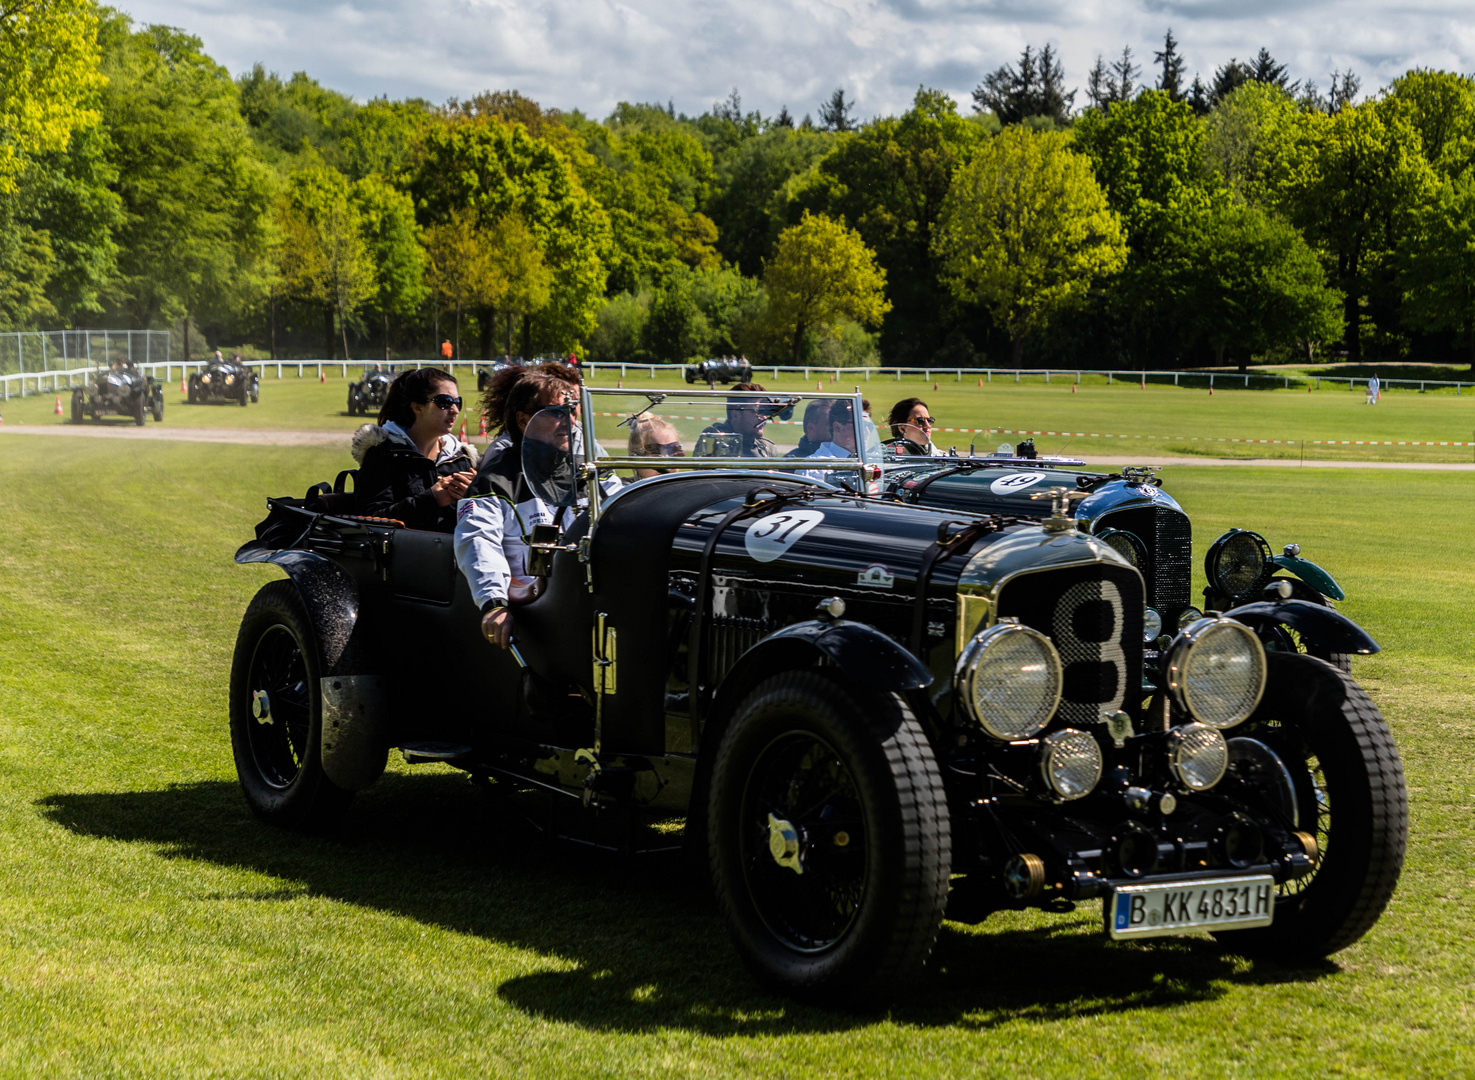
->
xmin=188 ymin=357 xmax=259 ymax=406
xmin=347 ymin=366 xmax=395 ymax=417
xmin=229 ymin=389 xmax=1405 ymax=1006
xmin=684 ymin=357 xmax=753 ymax=384
xmin=476 ymin=356 xmax=524 ymax=392
xmin=72 ymin=364 xmax=164 ymax=425
xmin=883 ymin=452 xmax=1354 ymax=670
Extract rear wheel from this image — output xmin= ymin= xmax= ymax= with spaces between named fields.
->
xmin=238 ymin=384 xmax=249 ymax=406
xmin=708 ymin=670 xmax=950 ymax=1005
xmin=152 ymin=393 xmax=164 ymax=421
xmin=229 ymin=580 xmax=353 ymax=828
xmin=132 ymin=392 xmax=146 ymax=426
xmin=188 ymin=379 xmax=198 ymax=404
xmin=1214 ymin=653 xmax=1406 ymax=957
xmin=347 ymin=388 xmax=359 ymax=416
xmin=70 ymin=389 xmax=83 ymax=423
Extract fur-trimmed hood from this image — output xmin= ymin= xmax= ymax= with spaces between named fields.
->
xmin=351 ymin=422 xmax=481 ymax=468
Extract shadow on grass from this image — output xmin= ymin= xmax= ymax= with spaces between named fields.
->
xmin=39 ymin=776 xmax=1336 ymax=1034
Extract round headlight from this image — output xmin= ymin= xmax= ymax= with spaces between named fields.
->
xmin=1097 ymin=528 xmax=1146 ymax=569
xmin=955 ymin=621 xmax=1062 ymax=740
xmin=1205 ymin=529 xmax=1272 ymax=600
xmin=1143 ymin=607 xmax=1163 ymax=643
xmin=1177 ymin=606 xmax=1203 ymax=631
xmin=1168 ymin=722 xmax=1229 ymax=791
xmin=1040 ymin=729 xmax=1103 ymax=800
xmin=1165 ymin=618 xmax=1267 ymax=729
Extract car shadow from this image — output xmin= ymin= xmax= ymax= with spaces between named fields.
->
xmin=39 ymin=777 xmax=1337 ymax=1034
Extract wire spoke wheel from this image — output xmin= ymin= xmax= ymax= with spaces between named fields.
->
xmin=245 ymin=624 xmax=312 ymax=788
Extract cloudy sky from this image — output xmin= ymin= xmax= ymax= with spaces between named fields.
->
xmin=113 ymin=0 xmax=1475 ymax=120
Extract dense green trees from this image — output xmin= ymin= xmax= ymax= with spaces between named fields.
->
xmin=9 ymin=7 xmax=1475 ymax=371
xmin=935 ymin=128 xmax=1126 ymax=365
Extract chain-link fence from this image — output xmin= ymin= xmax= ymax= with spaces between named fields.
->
xmin=0 ymin=330 xmax=172 ymax=376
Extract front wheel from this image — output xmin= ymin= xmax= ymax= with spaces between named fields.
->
xmin=71 ymin=389 xmax=84 ymax=423
xmin=152 ymin=394 xmax=164 ymax=422
xmin=1214 ymin=652 xmax=1406 ymax=957
xmin=132 ymin=393 xmax=146 ymax=426
xmin=707 ymin=670 xmax=950 ymax=1005
xmin=228 ymin=580 xmax=353 ymax=828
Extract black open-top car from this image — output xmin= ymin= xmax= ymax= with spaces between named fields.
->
xmin=684 ymin=357 xmax=753 ymax=385
xmin=347 ymin=366 xmax=395 ymax=416
xmin=230 ymin=389 xmax=1406 ymax=1006
xmin=188 ymin=357 xmax=259 ymax=406
xmin=72 ymin=364 xmax=163 ymax=425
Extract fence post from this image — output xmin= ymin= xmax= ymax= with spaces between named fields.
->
xmin=277 ymin=362 xmax=282 ymax=378
xmin=317 ymin=363 xmax=322 ymax=381
xmin=1244 ymin=374 xmax=1248 ymax=387
xmin=1045 ymin=370 xmax=1050 ymax=384
xmin=1015 ymin=370 xmax=1019 ymax=384
xmin=1173 ymin=373 xmax=1178 ymax=386
xmin=1210 ymin=374 xmax=1214 ymax=389
xmin=1075 ymin=370 xmax=1080 ymax=384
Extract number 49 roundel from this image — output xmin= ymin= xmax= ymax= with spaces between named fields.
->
xmin=744 ymin=509 xmax=826 ymax=563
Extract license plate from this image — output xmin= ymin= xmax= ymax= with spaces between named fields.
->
xmin=1107 ymin=875 xmax=1275 ymax=939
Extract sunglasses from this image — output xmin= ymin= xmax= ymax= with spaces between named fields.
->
xmin=910 ymin=415 xmax=938 ymax=426
xmin=426 ymin=394 xmax=463 ymax=410
xmin=655 ymin=441 xmax=685 ymax=457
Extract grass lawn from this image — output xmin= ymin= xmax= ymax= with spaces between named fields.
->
xmin=0 ymin=433 xmax=1471 ymax=1076
xmin=5 ymin=368 xmax=1475 ymax=463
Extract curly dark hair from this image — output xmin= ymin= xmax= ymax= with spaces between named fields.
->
xmin=479 ymin=363 xmax=580 ymax=436
xmin=886 ymin=397 xmax=929 ymax=440
xmin=378 ymin=368 xmax=457 ymax=427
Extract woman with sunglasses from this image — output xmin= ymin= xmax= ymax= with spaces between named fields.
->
xmin=627 ymin=416 xmax=685 ymax=478
xmin=884 ymin=397 xmax=941 ymax=456
xmin=351 ymin=367 xmax=479 ymax=531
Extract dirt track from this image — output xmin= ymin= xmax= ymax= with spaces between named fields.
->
xmin=4 ymin=422 xmax=1474 ymax=469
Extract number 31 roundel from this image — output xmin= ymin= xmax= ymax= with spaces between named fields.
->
xmin=744 ymin=509 xmax=825 ymax=562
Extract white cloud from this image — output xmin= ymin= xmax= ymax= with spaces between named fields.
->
xmin=113 ymin=0 xmax=1475 ymax=118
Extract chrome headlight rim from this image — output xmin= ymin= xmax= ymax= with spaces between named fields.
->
xmin=1096 ymin=527 xmax=1147 ymax=570
xmin=1039 ymin=728 xmax=1104 ymax=801
xmin=1164 ymin=617 xmax=1267 ymax=729
xmin=954 ymin=620 xmax=1063 ymax=741
xmin=1143 ymin=606 xmax=1163 ymax=643
xmin=1205 ymin=528 xmax=1273 ymax=601
xmin=1167 ymin=721 xmax=1229 ymax=792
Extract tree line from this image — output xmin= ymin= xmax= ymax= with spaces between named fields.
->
xmin=3 ymin=3 xmax=1474 ymax=370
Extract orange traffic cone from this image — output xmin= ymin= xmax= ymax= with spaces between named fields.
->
xmin=1209 ymin=386 xmax=1214 ymax=396
xmin=977 ymin=377 xmax=982 ymax=387
xmin=478 ymin=413 xmax=487 ymax=437
xmin=54 ymin=395 xmax=62 ymax=415
xmin=933 ymin=382 xmax=938 ymax=391
xmin=458 ymin=422 xmax=466 ymax=440
xmin=180 ymin=374 xmax=187 ymax=394
xmin=1071 ymin=384 xmax=1076 ymax=394
xmin=319 ymin=371 xmax=326 ymax=384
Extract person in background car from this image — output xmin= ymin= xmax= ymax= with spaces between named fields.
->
xmin=885 ymin=397 xmax=940 ymax=455
xmin=784 ymin=400 xmax=831 ymax=459
xmin=697 ymin=382 xmax=775 ymax=457
xmin=352 ymin=367 xmax=478 ymax=531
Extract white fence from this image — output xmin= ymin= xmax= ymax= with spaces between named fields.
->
xmin=0 ymin=330 xmax=172 ymax=377
xmin=2 ymin=358 xmax=1468 ymax=400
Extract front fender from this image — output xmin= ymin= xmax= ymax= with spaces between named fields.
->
xmin=236 ymin=548 xmax=385 ymax=790
xmin=1272 ymin=554 xmax=1345 ymax=601
xmin=733 ymin=620 xmax=933 ymax=693
xmin=1226 ymin=599 xmax=1380 ymax=656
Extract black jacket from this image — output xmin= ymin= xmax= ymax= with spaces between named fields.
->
xmin=351 ymin=425 xmax=480 ymax=531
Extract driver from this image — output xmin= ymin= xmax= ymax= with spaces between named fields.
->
xmin=454 ymin=374 xmax=619 ymax=650
xmin=697 ymin=382 xmax=775 ymax=457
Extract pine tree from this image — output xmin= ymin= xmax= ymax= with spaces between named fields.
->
xmin=1085 ymin=55 xmax=1111 ymax=110
xmin=1154 ymin=29 xmax=1186 ymax=101
xmin=1110 ymin=46 xmax=1140 ymax=101
xmin=774 ymin=105 xmax=794 ymax=129
xmin=819 ymin=88 xmax=854 ymax=132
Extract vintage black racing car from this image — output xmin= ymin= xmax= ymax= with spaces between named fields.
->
xmin=347 ymin=366 xmax=395 ymax=416
xmin=684 ymin=357 xmax=753 ymax=384
xmin=188 ymin=357 xmax=259 ymax=406
xmin=72 ymin=363 xmax=163 ymax=425
xmin=229 ymin=389 xmax=1406 ymax=1005
xmin=884 ymin=453 xmax=1355 ymax=670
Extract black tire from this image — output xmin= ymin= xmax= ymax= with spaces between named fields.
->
xmin=250 ymin=381 xmax=260 ymax=403
xmin=347 ymin=388 xmax=359 ymax=416
xmin=188 ymin=379 xmax=198 ymax=404
xmin=1215 ymin=652 xmax=1406 ymax=957
xmin=238 ymin=384 xmax=249 ymax=406
xmin=132 ymin=392 xmax=146 ymax=426
xmin=228 ymin=580 xmax=353 ymax=828
xmin=707 ymin=670 xmax=950 ymax=1005
xmin=70 ymin=389 xmax=84 ymax=424
xmin=152 ymin=394 xmax=164 ymax=422
xmin=685 ymin=370 xmax=695 ymax=384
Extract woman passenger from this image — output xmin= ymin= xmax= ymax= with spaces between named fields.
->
xmin=628 ymin=417 xmax=685 ymax=478
xmin=885 ymin=397 xmax=940 ymax=456
xmin=351 ymin=367 xmax=478 ymax=530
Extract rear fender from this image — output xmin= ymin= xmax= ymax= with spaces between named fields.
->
xmin=237 ymin=548 xmax=386 ymax=790
xmin=1226 ymin=599 xmax=1380 ymax=656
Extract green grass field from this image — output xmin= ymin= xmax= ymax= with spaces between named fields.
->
xmin=0 ymin=428 xmax=1472 ymax=1077
xmin=5 ymin=367 xmax=1475 ymax=463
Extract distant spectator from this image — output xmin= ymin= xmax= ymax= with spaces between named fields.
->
xmin=1366 ymin=373 xmax=1380 ymax=405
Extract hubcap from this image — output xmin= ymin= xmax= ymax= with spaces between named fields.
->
xmin=767 ymin=813 xmax=803 ymax=875
xmin=252 ymin=689 xmax=272 ymax=724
